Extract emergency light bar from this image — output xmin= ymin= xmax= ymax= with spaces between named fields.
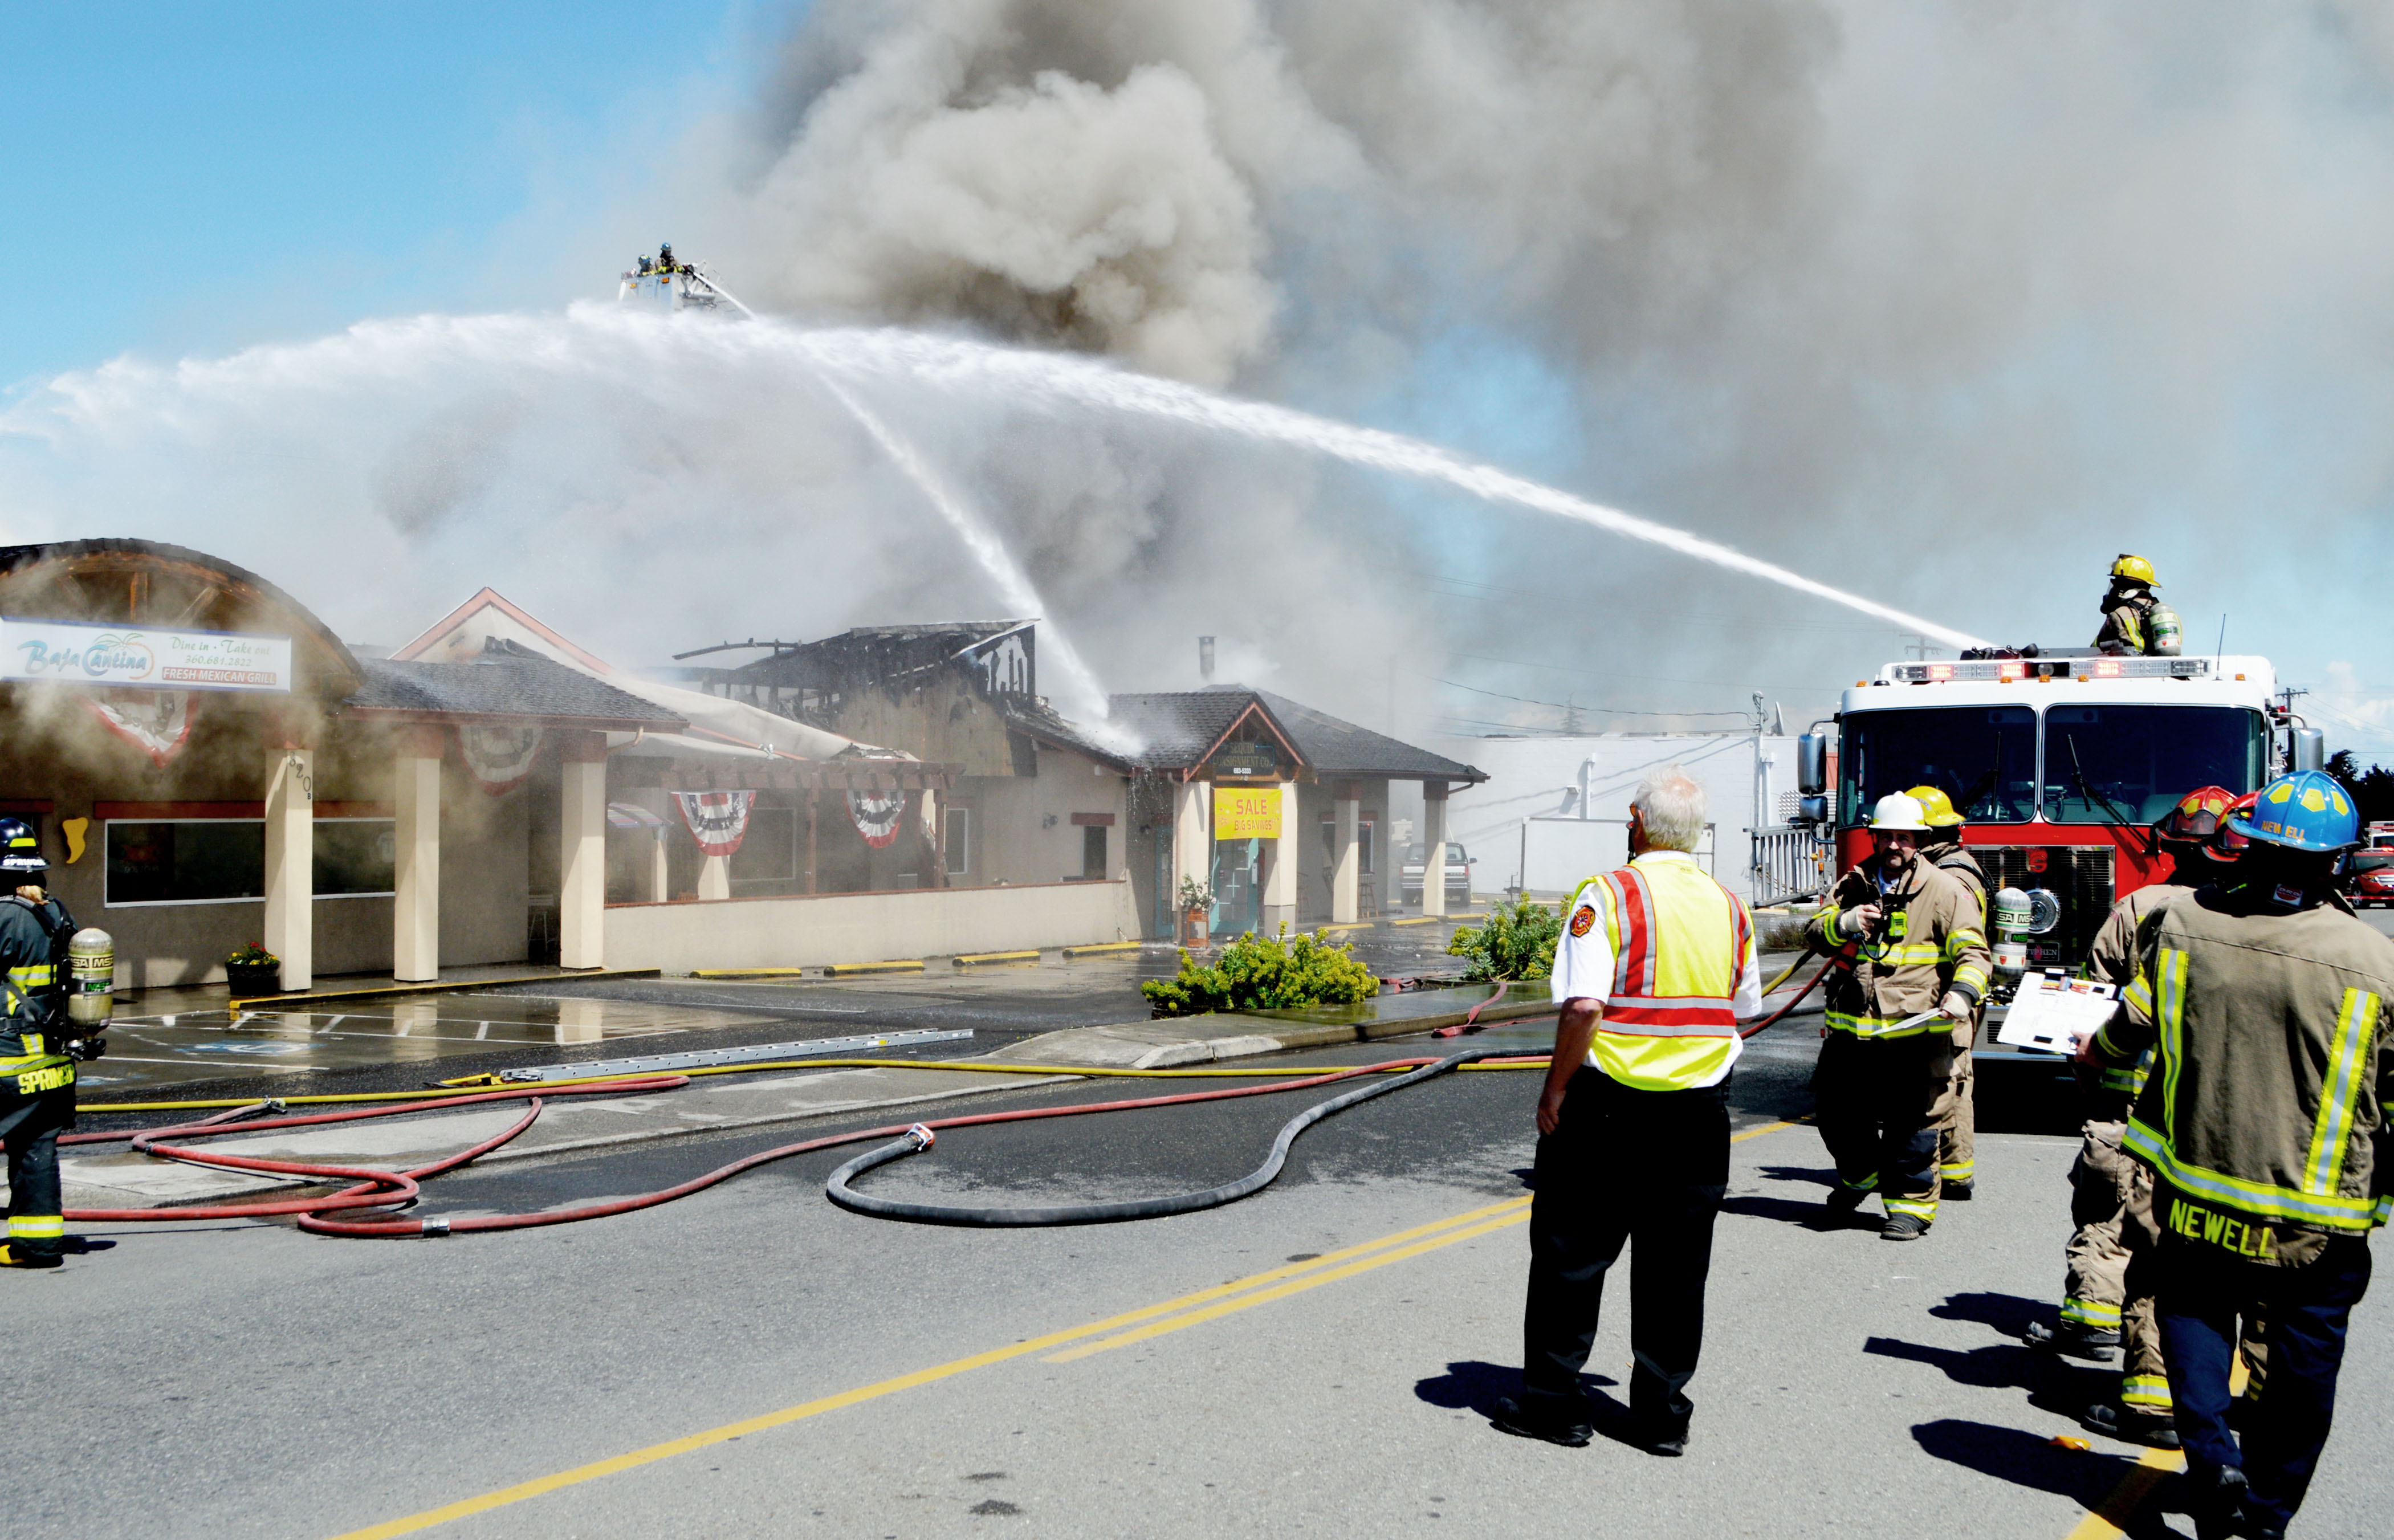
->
xmin=1890 ymin=657 xmax=2211 ymax=685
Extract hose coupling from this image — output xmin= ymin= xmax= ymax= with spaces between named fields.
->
xmin=420 ymin=1217 xmax=451 ymax=1237
xmin=264 ymin=1099 xmax=287 ymax=1114
xmin=903 ymin=1123 xmax=935 ymax=1152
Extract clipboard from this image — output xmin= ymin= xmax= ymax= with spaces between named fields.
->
xmin=1997 ymin=975 xmax=2120 ymax=1055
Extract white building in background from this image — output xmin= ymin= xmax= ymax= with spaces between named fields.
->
xmin=1403 ymin=730 xmax=1804 ymax=907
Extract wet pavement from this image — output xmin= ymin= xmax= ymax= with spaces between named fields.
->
xmin=75 ymin=916 xmax=1504 ymax=1101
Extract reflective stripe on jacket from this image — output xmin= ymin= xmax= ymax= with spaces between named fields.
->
xmin=1560 ymin=854 xmax=1757 ymax=1092
xmin=2095 ymin=882 xmax=2394 ymax=1236
xmin=2083 ymin=882 xmax=2191 ymax=1103
xmin=1805 ymin=859 xmax=1991 ymax=1038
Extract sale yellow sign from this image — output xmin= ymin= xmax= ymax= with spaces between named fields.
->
xmin=1214 ymin=784 xmax=1284 ymax=840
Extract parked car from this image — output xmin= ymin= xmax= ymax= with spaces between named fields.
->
xmin=1400 ymin=842 xmax=1475 ymax=908
xmin=2344 ymin=850 xmax=2394 ymax=908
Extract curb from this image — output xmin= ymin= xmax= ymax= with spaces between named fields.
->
xmin=229 ymin=968 xmax=662 ymax=1012
xmin=1059 ymin=941 xmax=1146 ymax=959
xmin=823 ymin=960 xmax=926 ymax=977
xmin=954 ymin=950 xmax=1040 ymax=968
xmin=687 ymin=967 xmax=809 ymax=980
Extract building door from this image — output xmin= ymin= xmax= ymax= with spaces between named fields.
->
xmin=1211 ymin=838 xmax=1260 ymax=939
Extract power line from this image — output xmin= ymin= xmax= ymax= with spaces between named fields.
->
xmin=1430 ymin=677 xmax=1754 ymax=718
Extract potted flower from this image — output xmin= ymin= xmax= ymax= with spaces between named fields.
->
xmin=1175 ymin=876 xmax=1215 ymax=949
xmin=226 ymin=944 xmax=281 ymax=996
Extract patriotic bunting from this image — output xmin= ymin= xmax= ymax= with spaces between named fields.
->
xmin=675 ymin=790 xmax=757 ymax=857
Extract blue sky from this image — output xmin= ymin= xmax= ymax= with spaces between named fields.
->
xmin=1 ymin=3 xmax=770 ymax=384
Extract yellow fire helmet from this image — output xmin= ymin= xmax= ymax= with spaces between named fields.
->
xmin=2110 ymin=553 xmax=2158 ymax=588
xmin=1903 ymin=785 xmax=1965 ymax=828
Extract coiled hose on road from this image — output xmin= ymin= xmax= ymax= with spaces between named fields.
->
xmin=60 ymin=960 xmax=1830 ymax=1238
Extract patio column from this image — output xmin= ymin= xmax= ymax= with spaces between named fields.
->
xmin=1420 ymin=781 xmax=1449 ymax=918
xmin=393 ymin=726 xmax=444 ymax=982
xmin=1172 ymin=777 xmax=1211 ymax=939
xmin=1261 ymin=779 xmax=1297 ymax=936
xmin=649 ymin=826 xmax=670 ymax=903
xmin=558 ymin=732 xmax=609 ymax=968
xmin=697 ymin=852 xmax=731 ymax=901
xmin=262 ymin=743 xmax=314 ymax=992
xmin=1331 ymin=780 xmax=1361 ymax=924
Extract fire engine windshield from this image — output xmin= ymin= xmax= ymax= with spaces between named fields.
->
xmin=1839 ymin=706 xmax=2038 ymax=825
xmin=2041 ymin=706 xmax=2268 ymax=825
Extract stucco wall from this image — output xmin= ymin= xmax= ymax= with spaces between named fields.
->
xmin=604 ymin=877 xmax=1141 ymax=972
xmin=960 ymin=742 xmax=1130 ymax=888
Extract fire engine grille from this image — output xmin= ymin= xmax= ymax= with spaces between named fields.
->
xmin=1973 ymin=845 xmax=2116 ymax=971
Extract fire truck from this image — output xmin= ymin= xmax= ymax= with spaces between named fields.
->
xmin=1792 ymin=648 xmax=2321 ymax=1065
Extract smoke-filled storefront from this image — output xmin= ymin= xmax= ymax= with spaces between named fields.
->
xmin=0 ymin=540 xmax=683 ymax=993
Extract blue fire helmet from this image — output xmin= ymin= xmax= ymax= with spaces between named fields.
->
xmin=2228 ymin=770 xmax=2360 ymax=854
xmin=0 ymin=817 xmax=44 ymax=873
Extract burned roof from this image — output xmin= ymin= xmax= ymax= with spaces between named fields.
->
xmin=701 ymin=621 xmax=1034 ymax=687
xmin=1105 ymin=687 xmax=1485 ymax=784
xmin=348 ymin=649 xmax=686 ymax=731
xmin=995 ymin=694 xmax=1138 ymax=772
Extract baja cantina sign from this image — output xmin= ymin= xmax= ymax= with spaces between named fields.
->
xmin=0 ymin=619 xmax=292 ymax=694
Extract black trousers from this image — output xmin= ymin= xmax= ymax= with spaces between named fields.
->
xmin=1813 ymin=1030 xmax=1951 ymax=1219
xmin=1520 ymin=1066 xmax=1730 ymax=1431
xmin=0 ymin=1082 xmax=71 ymax=1263
xmin=2156 ymin=1233 xmax=2372 ymax=1531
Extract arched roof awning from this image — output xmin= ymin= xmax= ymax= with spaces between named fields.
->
xmin=0 ymin=539 xmax=361 ymax=702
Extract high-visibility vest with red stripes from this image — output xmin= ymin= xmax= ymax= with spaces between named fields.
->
xmin=1570 ymin=858 xmax=1752 ymax=1091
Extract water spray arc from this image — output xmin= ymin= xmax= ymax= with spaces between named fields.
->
xmin=815 ymin=373 xmax=1118 ymax=731
xmin=784 ymin=329 xmax=1988 ymax=653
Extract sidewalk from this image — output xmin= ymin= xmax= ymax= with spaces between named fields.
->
xmin=56 ymin=985 xmax=1562 ymax=1211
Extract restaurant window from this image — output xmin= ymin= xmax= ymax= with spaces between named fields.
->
xmin=1082 ymin=825 xmax=1108 ymax=879
xmin=730 ymin=807 xmax=797 ymax=885
xmin=105 ymin=818 xmax=397 ymax=906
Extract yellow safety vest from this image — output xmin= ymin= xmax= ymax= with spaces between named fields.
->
xmin=1567 ymin=856 xmax=1753 ymax=1091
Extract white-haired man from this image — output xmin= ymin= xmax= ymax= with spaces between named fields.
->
xmin=1492 ymin=767 xmax=1760 ymax=1456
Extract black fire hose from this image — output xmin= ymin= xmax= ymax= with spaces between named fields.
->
xmin=826 ymin=1046 xmax=1509 ymax=1227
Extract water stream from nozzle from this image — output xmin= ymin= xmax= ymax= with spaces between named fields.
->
xmin=774 ymin=325 xmax=1986 ymax=653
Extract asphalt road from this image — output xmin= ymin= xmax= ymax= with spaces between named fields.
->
xmin=14 ymin=1000 xmax=2389 ymax=1539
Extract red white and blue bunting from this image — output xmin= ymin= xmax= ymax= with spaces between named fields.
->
xmin=675 ymin=790 xmax=757 ymax=858
xmin=846 ymin=785 xmax=909 ymax=849
xmin=458 ymin=724 xmax=544 ymax=795
xmin=85 ymin=688 xmax=194 ymax=767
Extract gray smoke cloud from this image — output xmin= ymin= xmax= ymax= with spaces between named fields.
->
xmin=695 ymin=0 xmax=2394 ymax=751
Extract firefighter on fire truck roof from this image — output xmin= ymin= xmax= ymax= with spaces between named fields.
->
xmin=1803 ymin=792 xmax=1991 ymax=1240
xmin=1907 ymin=784 xmax=1986 ymax=1203
xmin=2078 ymin=769 xmax=2394 ymax=1538
xmin=2094 ymin=554 xmax=2184 ymax=658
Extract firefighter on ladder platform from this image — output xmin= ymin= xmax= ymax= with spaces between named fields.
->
xmin=2079 ymin=771 xmax=2394 ymax=1539
xmin=0 ymin=818 xmax=95 ymax=1269
xmin=1907 ymin=784 xmax=1985 ymax=1200
xmin=2025 ymin=785 xmax=2244 ymax=1450
xmin=1805 ymin=792 xmax=1992 ymax=1240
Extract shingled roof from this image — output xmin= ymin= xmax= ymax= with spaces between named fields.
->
xmin=347 ymin=651 xmax=686 ymax=731
xmin=1231 ymin=687 xmax=1486 ymax=783
xmin=1101 ymin=687 xmax=1485 ymax=784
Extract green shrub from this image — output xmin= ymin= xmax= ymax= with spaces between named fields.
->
xmin=1446 ymin=897 xmax=1564 ymax=982
xmin=1142 ymin=927 xmax=1380 ymax=1017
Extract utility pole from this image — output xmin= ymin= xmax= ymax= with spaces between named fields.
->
xmin=1904 ymin=634 xmax=1939 ymax=662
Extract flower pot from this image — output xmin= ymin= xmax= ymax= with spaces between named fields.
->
xmin=226 ymin=962 xmax=281 ymax=996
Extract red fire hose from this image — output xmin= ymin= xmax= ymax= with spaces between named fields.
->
xmin=61 ymin=977 xmax=1827 ymax=1240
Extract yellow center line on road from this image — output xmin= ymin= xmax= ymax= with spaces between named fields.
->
xmin=2061 ymin=1343 xmax=2251 ymax=1538
xmin=329 ymin=1118 xmax=1803 ymax=1539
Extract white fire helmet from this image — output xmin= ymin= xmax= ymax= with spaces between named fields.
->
xmin=1868 ymin=792 xmax=1931 ymax=832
